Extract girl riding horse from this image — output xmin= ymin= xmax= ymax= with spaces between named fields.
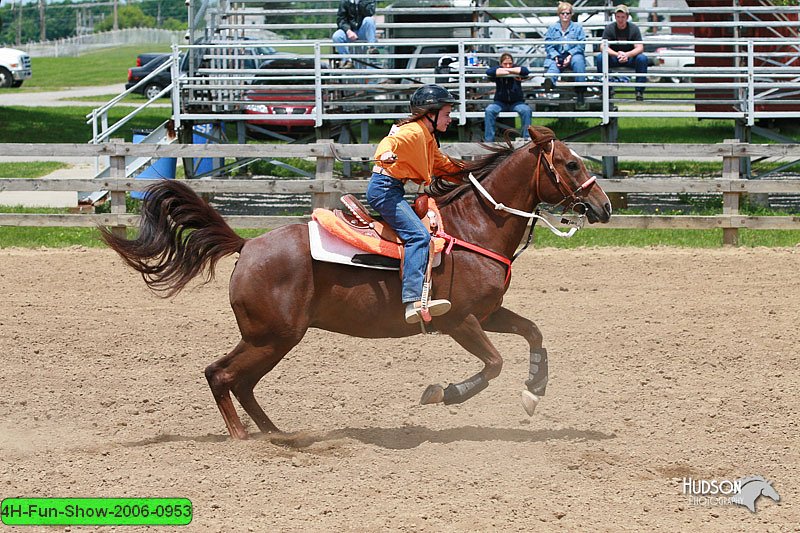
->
xmin=367 ymin=84 xmax=465 ymax=324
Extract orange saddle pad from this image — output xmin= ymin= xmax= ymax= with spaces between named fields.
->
xmin=311 ymin=203 xmax=445 ymax=260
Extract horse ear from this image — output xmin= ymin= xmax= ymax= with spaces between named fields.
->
xmin=529 ymin=126 xmax=555 ymax=145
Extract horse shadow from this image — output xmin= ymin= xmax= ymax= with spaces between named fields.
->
xmin=119 ymin=425 xmax=615 ymax=450
xmin=121 ymin=433 xmax=231 ymax=447
xmin=269 ymin=425 xmax=616 ymax=450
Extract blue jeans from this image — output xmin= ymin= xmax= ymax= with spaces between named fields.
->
xmin=595 ymin=53 xmax=648 ymax=93
xmin=484 ymin=101 xmax=532 ymax=142
xmin=366 ymin=173 xmax=429 ymax=303
xmin=544 ymin=54 xmax=587 ymax=86
xmin=332 ymin=17 xmax=377 ymax=58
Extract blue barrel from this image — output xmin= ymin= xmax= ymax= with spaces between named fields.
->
xmin=131 ymin=129 xmax=177 ymax=200
xmin=192 ymin=123 xmax=224 ymax=178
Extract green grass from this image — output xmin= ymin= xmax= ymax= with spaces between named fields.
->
xmin=66 ymin=93 xmax=150 ymax=103
xmin=2 ymin=224 xmax=799 ymax=249
xmin=0 ymin=226 xmax=264 ymax=249
xmin=0 ymin=162 xmax=67 ymax=178
xmin=535 ymin=117 xmax=738 ymax=144
xmin=533 ymin=228 xmax=800 ymax=248
xmin=0 ymin=106 xmax=172 ymax=144
xmin=25 ymin=45 xmax=171 ymax=90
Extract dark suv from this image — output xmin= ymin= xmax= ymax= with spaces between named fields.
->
xmin=126 ymin=53 xmax=179 ymax=99
xmin=125 ymin=45 xmax=286 ymax=100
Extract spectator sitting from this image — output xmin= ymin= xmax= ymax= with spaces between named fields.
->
xmin=484 ymin=53 xmax=532 ymax=142
xmin=544 ymin=2 xmax=587 ymax=105
xmin=332 ymin=0 xmax=377 ymax=68
xmin=595 ymin=4 xmax=648 ymax=101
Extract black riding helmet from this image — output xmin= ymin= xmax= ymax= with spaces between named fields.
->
xmin=410 ymin=84 xmax=457 ymax=146
xmin=410 ymin=84 xmax=457 ymax=115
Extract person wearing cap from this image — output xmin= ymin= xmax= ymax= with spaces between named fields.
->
xmin=367 ymin=84 xmax=465 ymax=323
xmin=484 ymin=53 xmax=532 ymax=142
xmin=596 ymin=4 xmax=648 ymax=100
xmin=544 ymin=2 xmax=588 ymax=105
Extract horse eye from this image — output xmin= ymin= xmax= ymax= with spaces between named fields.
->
xmin=566 ymin=161 xmax=580 ymax=172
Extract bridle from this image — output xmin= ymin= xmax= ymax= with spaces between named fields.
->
xmin=467 ymin=139 xmax=597 ymax=238
xmin=436 ymin=138 xmax=598 ymax=289
xmin=533 ymin=139 xmax=597 ymax=218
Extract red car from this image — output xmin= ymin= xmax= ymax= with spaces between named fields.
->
xmin=244 ymin=58 xmax=319 ymax=133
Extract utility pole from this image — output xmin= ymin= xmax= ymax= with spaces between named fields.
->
xmin=113 ymin=0 xmax=118 ymax=30
xmin=39 ymin=0 xmax=46 ymax=41
xmin=16 ymin=0 xmax=22 ymax=45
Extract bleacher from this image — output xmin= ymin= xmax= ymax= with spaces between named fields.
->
xmin=98 ymin=0 xmax=800 ymax=145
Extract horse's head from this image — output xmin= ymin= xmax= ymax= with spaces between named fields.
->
xmin=760 ymin=480 xmax=781 ymax=502
xmin=527 ymin=126 xmax=612 ymax=224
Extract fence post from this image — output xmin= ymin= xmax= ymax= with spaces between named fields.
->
xmin=313 ymin=139 xmax=340 ymax=210
xmin=109 ymin=141 xmax=127 ymax=239
xmin=721 ymin=139 xmax=740 ymax=246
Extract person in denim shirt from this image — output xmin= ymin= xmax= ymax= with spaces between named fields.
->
xmin=543 ymin=2 xmax=587 ymax=105
xmin=484 ymin=53 xmax=532 ymax=142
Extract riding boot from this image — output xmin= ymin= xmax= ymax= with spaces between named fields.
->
xmin=405 ymin=240 xmax=450 ymax=324
xmin=405 ymin=299 xmax=451 ymax=324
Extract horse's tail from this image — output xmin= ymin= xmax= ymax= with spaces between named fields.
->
xmin=99 ymin=180 xmax=245 ymax=297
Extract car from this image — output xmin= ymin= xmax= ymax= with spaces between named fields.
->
xmin=136 ymin=53 xmax=170 ymax=68
xmin=243 ymin=58 xmax=319 ymax=133
xmin=126 ymin=53 xmax=180 ymax=99
xmin=652 ymin=45 xmax=695 ymax=83
xmin=125 ymin=44 xmax=286 ymax=100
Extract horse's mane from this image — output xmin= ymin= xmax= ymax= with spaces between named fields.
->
xmin=428 ymin=126 xmax=557 ymax=207
xmin=428 ymin=139 xmax=516 ymax=207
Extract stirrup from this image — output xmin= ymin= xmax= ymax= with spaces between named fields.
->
xmin=405 ymin=299 xmax=451 ymax=324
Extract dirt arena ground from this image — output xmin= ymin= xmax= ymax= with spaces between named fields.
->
xmin=1 ymin=246 xmax=798 ymax=531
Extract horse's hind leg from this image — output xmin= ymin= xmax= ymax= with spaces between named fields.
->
xmin=421 ymin=314 xmax=503 ymax=405
xmin=205 ymin=338 xmax=296 ymax=439
xmin=481 ymin=306 xmax=548 ymax=414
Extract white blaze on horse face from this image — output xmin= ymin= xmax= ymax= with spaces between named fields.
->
xmin=569 ymin=148 xmax=582 ymax=161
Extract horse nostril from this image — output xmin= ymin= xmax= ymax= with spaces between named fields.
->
xmin=604 ymin=203 xmax=612 ymax=216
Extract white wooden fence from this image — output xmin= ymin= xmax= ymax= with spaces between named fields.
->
xmin=1 ymin=141 xmax=800 ymax=246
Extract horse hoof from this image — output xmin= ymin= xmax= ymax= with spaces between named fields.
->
xmin=420 ymin=384 xmax=445 ymax=405
xmin=520 ymin=390 xmax=541 ymax=416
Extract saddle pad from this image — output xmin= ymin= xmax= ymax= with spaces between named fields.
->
xmin=308 ymin=221 xmax=441 ymax=271
xmin=312 ymin=208 xmax=445 ymax=259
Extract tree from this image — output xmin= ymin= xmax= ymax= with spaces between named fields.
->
xmin=94 ymin=5 xmax=154 ymax=32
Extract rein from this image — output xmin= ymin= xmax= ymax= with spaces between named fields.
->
xmin=434 ymin=227 xmax=513 ymax=287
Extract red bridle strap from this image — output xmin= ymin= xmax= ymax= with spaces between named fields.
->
xmin=435 ymin=229 xmax=513 ymax=287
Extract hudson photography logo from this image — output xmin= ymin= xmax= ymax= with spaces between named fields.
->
xmin=682 ymin=475 xmax=780 ymax=512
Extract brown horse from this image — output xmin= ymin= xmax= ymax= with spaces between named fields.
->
xmin=101 ymin=126 xmax=611 ymax=440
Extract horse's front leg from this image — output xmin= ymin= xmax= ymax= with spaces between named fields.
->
xmin=420 ymin=314 xmax=502 ymax=406
xmin=481 ymin=306 xmax=548 ymax=416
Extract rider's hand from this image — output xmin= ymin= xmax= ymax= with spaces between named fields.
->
xmin=380 ymin=151 xmax=398 ymax=164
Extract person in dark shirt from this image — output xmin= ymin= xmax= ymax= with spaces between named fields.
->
xmin=484 ymin=53 xmax=532 ymax=142
xmin=595 ymin=4 xmax=648 ymax=100
xmin=332 ymin=0 xmax=377 ymax=67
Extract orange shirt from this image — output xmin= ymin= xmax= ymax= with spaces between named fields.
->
xmin=372 ymin=120 xmax=463 ymax=185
